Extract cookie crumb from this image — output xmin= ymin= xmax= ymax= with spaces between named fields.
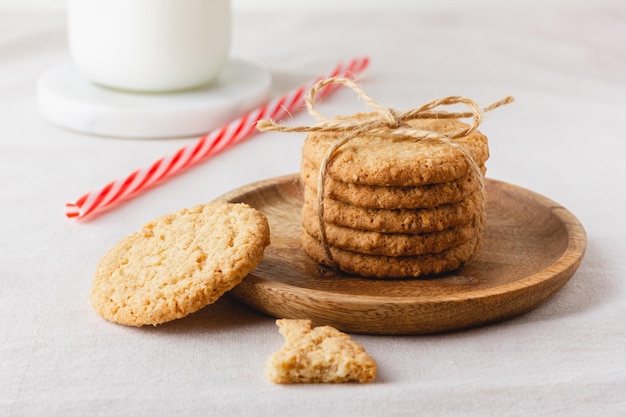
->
xmin=265 ymin=319 xmax=377 ymax=384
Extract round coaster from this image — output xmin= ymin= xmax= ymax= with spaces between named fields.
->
xmin=37 ymin=58 xmax=271 ymax=139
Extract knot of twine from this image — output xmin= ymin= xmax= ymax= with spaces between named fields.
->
xmin=257 ymin=77 xmax=514 ymax=268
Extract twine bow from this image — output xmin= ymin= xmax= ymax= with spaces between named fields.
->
xmin=257 ymin=77 xmax=514 ymax=268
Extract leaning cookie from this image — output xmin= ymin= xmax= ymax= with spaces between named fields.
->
xmin=90 ymin=202 xmax=270 ymax=327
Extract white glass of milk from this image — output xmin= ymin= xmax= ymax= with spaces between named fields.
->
xmin=67 ymin=0 xmax=231 ymax=93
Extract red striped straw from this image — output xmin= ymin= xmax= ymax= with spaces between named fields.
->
xmin=65 ymin=56 xmax=370 ymax=221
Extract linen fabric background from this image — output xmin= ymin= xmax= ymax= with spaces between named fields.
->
xmin=1 ymin=1 xmax=625 ymax=416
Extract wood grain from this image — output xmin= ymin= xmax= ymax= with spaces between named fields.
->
xmin=215 ymin=174 xmax=587 ymax=335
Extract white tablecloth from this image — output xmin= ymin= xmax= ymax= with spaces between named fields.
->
xmin=1 ymin=3 xmax=625 ymax=416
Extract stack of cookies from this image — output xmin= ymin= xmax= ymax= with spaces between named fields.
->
xmin=299 ymin=116 xmax=489 ymax=278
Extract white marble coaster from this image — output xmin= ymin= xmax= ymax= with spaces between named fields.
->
xmin=37 ymin=58 xmax=271 ymax=139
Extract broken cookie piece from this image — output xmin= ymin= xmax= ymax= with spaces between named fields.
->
xmin=265 ymin=319 xmax=377 ymax=384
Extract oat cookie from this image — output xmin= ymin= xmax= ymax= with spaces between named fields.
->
xmin=265 ymin=319 xmax=377 ymax=384
xmin=303 ymin=190 xmax=483 ymax=233
xmin=301 ymin=206 xmax=483 ymax=256
xmin=301 ymin=116 xmax=489 ymax=187
xmin=301 ymin=162 xmax=485 ymax=209
xmin=301 ymin=232 xmax=482 ymax=278
xmin=90 ymin=202 xmax=270 ymax=327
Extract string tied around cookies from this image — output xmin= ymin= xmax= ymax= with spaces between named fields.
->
xmin=257 ymin=77 xmax=514 ymax=269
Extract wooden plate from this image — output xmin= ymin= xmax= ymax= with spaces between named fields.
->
xmin=215 ymin=174 xmax=586 ymax=335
